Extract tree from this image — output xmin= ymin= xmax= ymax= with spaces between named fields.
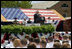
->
xmin=1 ymin=1 xmax=32 ymax=8
xmin=19 ymin=1 xmax=32 ymax=9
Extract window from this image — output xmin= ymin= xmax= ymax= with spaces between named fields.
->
xmin=63 ymin=14 xmax=67 ymax=18
xmin=61 ymin=4 xmax=68 ymax=7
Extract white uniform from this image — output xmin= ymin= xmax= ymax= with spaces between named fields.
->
xmin=23 ymin=46 xmax=27 ymax=48
xmin=46 ymin=42 xmax=54 ymax=48
xmin=5 ymin=42 xmax=14 ymax=48
xmin=1 ymin=46 xmax=3 ymax=48
xmin=36 ymin=45 xmax=40 ymax=48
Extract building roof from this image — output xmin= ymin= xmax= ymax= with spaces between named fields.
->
xmin=32 ymin=1 xmax=60 ymax=9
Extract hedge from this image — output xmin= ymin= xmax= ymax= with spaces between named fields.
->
xmin=1 ymin=25 xmax=55 ymax=34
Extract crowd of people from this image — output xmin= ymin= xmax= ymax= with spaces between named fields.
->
xmin=1 ymin=32 xmax=71 ymax=48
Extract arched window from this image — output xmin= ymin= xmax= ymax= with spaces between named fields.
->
xmin=61 ymin=3 xmax=68 ymax=7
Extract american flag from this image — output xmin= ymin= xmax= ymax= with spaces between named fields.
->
xmin=1 ymin=8 xmax=65 ymax=23
xmin=20 ymin=8 xmax=65 ymax=23
xmin=1 ymin=8 xmax=29 ymax=22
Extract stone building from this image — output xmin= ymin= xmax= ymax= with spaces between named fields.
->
xmin=50 ymin=1 xmax=71 ymax=17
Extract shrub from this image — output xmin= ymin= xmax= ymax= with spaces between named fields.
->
xmin=1 ymin=25 xmax=55 ymax=34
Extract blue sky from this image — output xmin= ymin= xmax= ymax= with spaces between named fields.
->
xmin=31 ymin=1 xmax=45 ymax=4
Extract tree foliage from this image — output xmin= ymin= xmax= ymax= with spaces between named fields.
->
xmin=1 ymin=1 xmax=32 ymax=8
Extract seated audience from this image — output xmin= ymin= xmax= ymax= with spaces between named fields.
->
xmin=21 ymin=39 xmax=27 ymax=48
xmin=25 ymin=34 xmax=30 ymax=44
xmin=62 ymin=35 xmax=69 ymax=41
xmin=54 ymin=33 xmax=60 ymax=40
xmin=61 ymin=43 xmax=71 ymax=48
xmin=1 ymin=32 xmax=71 ymax=48
xmin=5 ymin=36 xmax=17 ymax=48
xmin=8 ymin=35 xmax=15 ymax=43
xmin=54 ymin=40 xmax=62 ymax=45
xmin=31 ymin=33 xmax=39 ymax=38
xmin=13 ymin=39 xmax=23 ymax=48
xmin=41 ymin=36 xmax=46 ymax=41
xmin=68 ymin=35 xmax=71 ymax=46
xmin=62 ymin=41 xmax=69 ymax=44
xmin=40 ymin=40 xmax=47 ymax=48
xmin=54 ymin=40 xmax=60 ymax=42
xmin=53 ymin=42 xmax=61 ymax=48
xmin=34 ymin=38 xmax=40 ymax=48
xmin=46 ymin=36 xmax=54 ymax=48
xmin=29 ymin=37 xmax=34 ymax=44
xmin=27 ymin=42 xmax=36 ymax=48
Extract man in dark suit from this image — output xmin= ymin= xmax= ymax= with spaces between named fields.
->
xmin=27 ymin=18 xmax=32 ymax=23
xmin=34 ymin=11 xmax=41 ymax=23
xmin=40 ymin=16 xmax=45 ymax=24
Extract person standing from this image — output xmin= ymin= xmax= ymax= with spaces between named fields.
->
xmin=34 ymin=11 xmax=41 ymax=23
xmin=13 ymin=18 xmax=18 ymax=24
xmin=27 ymin=18 xmax=32 ymax=23
xmin=40 ymin=15 xmax=45 ymax=24
xmin=48 ymin=17 xmax=52 ymax=24
xmin=23 ymin=18 xmax=27 ymax=25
